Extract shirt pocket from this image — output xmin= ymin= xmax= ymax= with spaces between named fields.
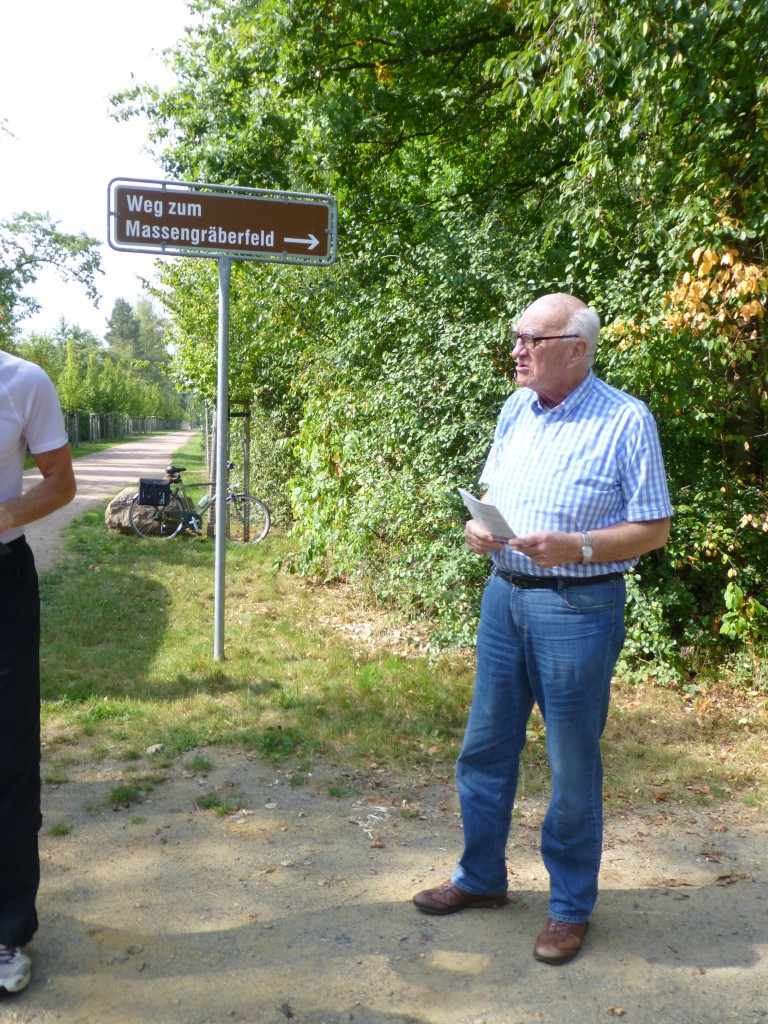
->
xmin=548 ymin=451 xmax=623 ymax=521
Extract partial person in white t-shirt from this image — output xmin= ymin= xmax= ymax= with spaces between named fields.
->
xmin=0 ymin=350 xmax=76 ymax=994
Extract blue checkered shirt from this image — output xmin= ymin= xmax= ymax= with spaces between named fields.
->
xmin=480 ymin=372 xmax=673 ymax=578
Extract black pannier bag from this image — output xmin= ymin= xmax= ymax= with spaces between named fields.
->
xmin=138 ymin=478 xmax=172 ymax=507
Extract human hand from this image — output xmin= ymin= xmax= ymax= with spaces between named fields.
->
xmin=465 ymin=518 xmax=506 ymax=554
xmin=507 ymin=530 xmax=580 ymax=568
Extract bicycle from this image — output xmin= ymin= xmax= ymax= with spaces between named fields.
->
xmin=129 ymin=461 xmax=270 ymax=543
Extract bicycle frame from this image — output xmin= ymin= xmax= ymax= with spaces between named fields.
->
xmin=169 ymin=475 xmax=244 ymax=537
xmin=132 ymin=461 xmax=270 ymax=544
xmin=168 ymin=478 xmax=213 ymax=533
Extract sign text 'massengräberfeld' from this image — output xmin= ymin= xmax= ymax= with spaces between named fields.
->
xmin=109 ymin=180 xmax=336 ymax=264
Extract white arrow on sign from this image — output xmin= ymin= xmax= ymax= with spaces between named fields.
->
xmin=283 ymin=233 xmax=319 ymax=250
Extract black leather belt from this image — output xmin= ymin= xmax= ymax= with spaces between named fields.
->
xmin=0 ymin=536 xmax=26 ymax=557
xmin=493 ymin=565 xmax=623 ymax=589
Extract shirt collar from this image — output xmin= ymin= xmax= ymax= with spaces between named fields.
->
xmin=529 ymin=370 xmax=595 ymax=417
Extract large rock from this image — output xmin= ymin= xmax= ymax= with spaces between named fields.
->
xmin=105 ymin=487 xmax=139 ymax=534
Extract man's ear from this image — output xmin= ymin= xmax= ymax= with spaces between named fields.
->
xmin=568 ymin=338 xmax=589 ymax=366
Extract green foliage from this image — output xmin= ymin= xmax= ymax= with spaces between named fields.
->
xmin=619 ymin=570 xmax=681 ymax=687
xmin=14 ymin=299 xmax=188 ymax=423
xmin=0 ymin=212 xmax=101 ymax=344
xmin=259 ymin=727 xmax=299 ymax=759
xmin=105 ymin=297 xmax=140 ymax=361
xmin=108 ymin=782 xmax=152 ymax=809
xmin=195 ymin=789 xmax=243 ymax=815
xmin=229 ymin=405 xmax=295 ymax=528
xmin=114 ymin=0 xmax=768 ymax=683
xmin=721 ymin=583 xmax=768 ymax=645
xmin=47 ymin=822 xmax=71 ymax=837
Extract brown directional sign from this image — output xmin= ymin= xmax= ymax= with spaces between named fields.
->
xmin=108 ymin=178 xmax=337 ymax=265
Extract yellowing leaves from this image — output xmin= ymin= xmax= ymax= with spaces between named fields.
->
xmin=738 ymin=299 xmax=765 ymax=322
xmin=662 ymin=244 xmax=767 ymax=337
xmin=605 ymin=317 xmax=647 ymax=350
xmin=693 ymin=247 xmax=720 ymax=276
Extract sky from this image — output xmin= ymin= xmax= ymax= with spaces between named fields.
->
xmin=1 ymin=0 xmax=194 ymax=340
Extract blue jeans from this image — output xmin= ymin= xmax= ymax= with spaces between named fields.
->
xmin=453 ymin=570 xmax=626 ymax=923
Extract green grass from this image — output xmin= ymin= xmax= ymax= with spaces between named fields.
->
xmin=47 ymin=822 xmax=71 ymax=837
xmin=37 ymin=437 xmax=768 ymax=809
xmin=108 ymin=783 xmax=153 ymax=809
xmin=39 ymin=426 xmax=473 ymax=774
xmin=195 ymin=785 xmax=245 ymax=816
xmin=40 ymin=517 xmax=472 ymax=772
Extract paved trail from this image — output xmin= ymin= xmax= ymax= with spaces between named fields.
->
xmin=23 ymin=430 xmax=198 ymax=573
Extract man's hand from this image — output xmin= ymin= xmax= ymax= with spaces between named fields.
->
xmin=465 ymin=518 xmax=507 ymax=554
xmin=508 ymin=531 xmax=579 ymax=568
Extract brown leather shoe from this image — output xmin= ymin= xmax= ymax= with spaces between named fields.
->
xmin=413 ymin=879 xmax=508 ymax=915
xmin=533 ymin=918 xmax=589 ymax=964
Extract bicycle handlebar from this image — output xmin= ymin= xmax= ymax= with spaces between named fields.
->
xmin=165 ymin=461 xmax=235 ymax=477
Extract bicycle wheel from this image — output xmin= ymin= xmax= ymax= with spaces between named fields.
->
xmin=222 ymin=493 xmax=271 ymax=544
xmin=129 ymin=494 xmax=185 ymax=539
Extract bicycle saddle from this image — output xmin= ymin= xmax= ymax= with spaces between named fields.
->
xmin=166 ymin=465 xmax=186 ymax=474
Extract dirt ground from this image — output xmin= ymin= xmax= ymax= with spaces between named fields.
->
xmin=5 ymin=435 xmax=768 ymax=1024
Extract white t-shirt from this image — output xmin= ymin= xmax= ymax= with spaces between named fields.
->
xmin=0 ymin=350 xmax=68 ymax=543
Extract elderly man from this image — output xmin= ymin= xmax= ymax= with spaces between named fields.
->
xmin=413 ymin=293 xmax=672 ymax=964
xmin=0 ymin=350 xmax=76 ymax=993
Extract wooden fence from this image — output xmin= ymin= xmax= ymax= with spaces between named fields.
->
xmin=64 ymin=411 xmax=188 ymax=447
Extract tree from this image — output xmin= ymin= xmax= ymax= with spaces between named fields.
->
xmin=16 ymin=331 xmax=64 ymax=381
xmin=134 ymin=296 xmax=172 ymax=384
xmin=105 ymin=295 xmax=172 ymax=386
xmin=116 ymin=0 xmax=767 ymax=674
xmin=52 ymin=319 xmax=102 ymax=357
xmin=104 ymin=297 xmax=141 ymax=361
xmin=55 ymin=340 xmax=84 ymax=412
xmin=0 ymin=212 xmax=101 ymax=345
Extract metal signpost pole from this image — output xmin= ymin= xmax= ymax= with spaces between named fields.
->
xmin=213 ymin=255 xmax=231 ymax=661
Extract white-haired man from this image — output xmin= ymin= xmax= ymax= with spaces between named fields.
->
xmin=413 ymin=293 xmax=672 ymax=964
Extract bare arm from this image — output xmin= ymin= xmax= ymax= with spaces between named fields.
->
xmin=465 ymin=493 xmax=671 ymax=567
xmin=508 ymin=518 xmax=671 ymax=569
xmin=0 ymin=445 xmax=77 ymax=534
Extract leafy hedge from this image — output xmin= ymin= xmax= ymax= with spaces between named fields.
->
xmin=121 ymin=0 xmax=767 ymax=684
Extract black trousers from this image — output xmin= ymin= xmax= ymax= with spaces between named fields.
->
xmin=0 ymin=538 xmax=41 ymax=946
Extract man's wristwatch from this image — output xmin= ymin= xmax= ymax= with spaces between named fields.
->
xmin=581 ymin=531 xmax=593 ymax=564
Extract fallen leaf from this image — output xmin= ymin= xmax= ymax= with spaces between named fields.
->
xmin=645 ymin=877 xmax=696 ymax=888
xmin=715 ymin=870 xmax=752 ymax=886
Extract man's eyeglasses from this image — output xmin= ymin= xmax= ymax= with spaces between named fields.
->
xmin=510 ymin=331 xmax=581 ymax=351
